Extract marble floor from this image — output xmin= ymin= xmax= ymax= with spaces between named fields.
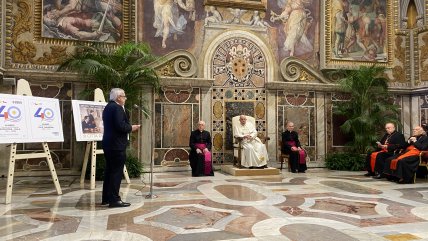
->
xmin=1 ymin=168 xmax=428 ymax=241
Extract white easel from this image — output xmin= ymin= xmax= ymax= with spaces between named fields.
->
xmin=79 ymin=88 xmax=130 ymax=189
xmin=5 ymin=79 xmax=62 ymax=204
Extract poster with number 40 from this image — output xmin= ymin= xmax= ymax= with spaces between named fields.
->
xmin=0 ymin=94 xmax=64 ymax=143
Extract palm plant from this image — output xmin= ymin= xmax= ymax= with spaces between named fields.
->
xmin=58 ymin=42 xmax=160 ymax=117
xmin=334 ymin=65 xmax=400 ymax=154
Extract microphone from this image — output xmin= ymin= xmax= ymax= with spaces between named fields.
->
xmin=133 ymin=104 xmax=149 ymax=118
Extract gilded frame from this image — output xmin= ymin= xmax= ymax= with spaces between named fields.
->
xmin=321 ymin=0 xmax=393 ymax=69
xmin=204 ymin=0 xmax=267 ymax=11
xmin=34 ymin=0 xmax=131 ymax=45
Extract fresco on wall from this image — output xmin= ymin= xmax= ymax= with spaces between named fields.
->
xmin=268 ymin=0 xmax=319 ymax=61
xmin=330 ymin=0 xmax=388 ymax=62
xmin=42 ymin=0 xmax=124 ymax=43
xmin=137 ymin=0 xmax=319 ymax=60
xmin=140 ymin=0 xmax=204 ymax=54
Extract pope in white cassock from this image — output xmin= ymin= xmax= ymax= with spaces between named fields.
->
xmin=233 ymin=115 xmax=268 ymax=168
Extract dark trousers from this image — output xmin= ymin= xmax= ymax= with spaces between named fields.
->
xmin=365 ymin=151 xmax=393 ymax=174
xmin=289 ymin=151 xmax=307 ymax=172
xmin=102 ymin=149 xmax=126 ymax=203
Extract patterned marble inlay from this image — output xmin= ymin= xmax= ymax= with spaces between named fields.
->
xmin=145 ymin=206 xmax=229 ymax=229
xmin=3 ymin=170 xmax=428 ymax=240
xmin=310 ymin=198 xmax=378 ymax=216
xmin=214 ymin=185 xmax=266 ymax=201
xmin=320 ymin=181 xmax=382 ymax=194
xmin=280 ymin=224 xmax=358 ymax=241
xmin=154 ymin=87 xmax=200 ymax=166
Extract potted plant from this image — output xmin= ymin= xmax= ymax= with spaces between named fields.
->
xmin=58 ymin=42 xmax=160 ymax=116
xmin=326 ymin=65 xmax=400 ymax=170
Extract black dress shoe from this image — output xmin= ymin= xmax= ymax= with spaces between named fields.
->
xmin=291 ymin=170 xmax=297 ymax=173
xmin=372 ymin=174 xmax=383 ymax=179
xmin=109 ymin=200 xmax=131 ymax=208
xmin=101 ymin=201 xmax=109 ymax=206
xmin=397 ymin=179 xmax=406 ymax=184
xmin=364 ymin=172 xmax=375 ymax=177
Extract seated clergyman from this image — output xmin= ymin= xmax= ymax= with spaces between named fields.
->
xmin=281 ymin=121 xmax=307 ymax=173
xmin=383 ymin=125 xmax=428 ymax=184
xmin=189 ymin=121 xmax=214 ymax=177
xmin=364 ymin=122 xmax=405 ymax=179
xmin=233 ymin=115 xmax=268 ymax=168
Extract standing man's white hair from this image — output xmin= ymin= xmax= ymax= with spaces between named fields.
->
xmin=109 ymin=88 xmax=124 ymax=101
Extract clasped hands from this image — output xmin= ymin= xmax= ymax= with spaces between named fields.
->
xmin=196 ymin=148 xmax=209 ymax=154
xmin=291 ymin=146 xmax=302 ymax=152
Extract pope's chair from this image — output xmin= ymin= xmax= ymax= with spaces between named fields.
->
xmin=232 ymin=115 xmax=269 ymax=167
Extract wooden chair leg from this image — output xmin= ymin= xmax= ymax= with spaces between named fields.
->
xmin=280 ymin=158 xmax=283 ymax=171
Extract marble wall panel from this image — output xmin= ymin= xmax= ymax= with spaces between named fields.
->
xmin=326 ymin=93 xmax=351 ymax=153
xmin=277 ymin=91 xmax=317 ymax=165
xmin=162 ymin=104 xmax=192 ymax=148
xmin=154 ymin=87 xmax=200 ymax=166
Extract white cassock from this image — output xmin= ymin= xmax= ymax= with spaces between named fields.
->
xmin=233 ymin=121 xmax=268 ymax=167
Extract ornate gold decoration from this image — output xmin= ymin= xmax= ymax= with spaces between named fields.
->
xmin=213 ymin=133 xmax=223 ymax=151
xmin=11 ymin=1 xmax=35 ymax=64
xmin=392 ymin=36 xmax=406 ymax=82
xmin=10 ymin=0 xmax=68 ymax=66
xmin=394 ymin=36 xmax=405 ymax=63
xmin=204 ymin=0 xmax=267 ymax=11
xmin=31 ymin=46 xmax=68 ymax=65
xmin=255 ymin=102 xmax=265 ymax=119
xmin=213 ymin=101 xmax=223 ymax=119
xmin=323 ymin=0 xmax=394 ymax=68
xmin=420 ymin=33 xmax=428 ymax=81
xmin=299 ymin=69 xmax=316 ymax=81
xmin=157 ymin=62 xmax=179 ymax=77
xmin=149 ymin=50 xmax=198 ymax=78
xmin=280 ymin=57 xmax=331 ymax=83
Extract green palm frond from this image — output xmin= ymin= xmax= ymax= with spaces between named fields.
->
xmin=333 ymin=65 xmax=400 ymax=153
xmin=57 ymin=42 xmax=160 ymax=117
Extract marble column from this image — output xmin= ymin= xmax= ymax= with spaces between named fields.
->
xmin=266 ymin=89 xmax=277 ymax=165
xmin=401 ymin=95 xmax=412 ymax=137
xmin=201 ymin=86 xmax=212 ymax=132
xmin=140 ymin=86 xmax=154 ymax=167
xmin=315 ymin=92 xmax=326 ymax=166
xmin=411 ymin=95 xmax=421 ymax=131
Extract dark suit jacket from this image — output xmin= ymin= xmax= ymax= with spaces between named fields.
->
xmin=102 ymin=101 xmax=132 ymax=151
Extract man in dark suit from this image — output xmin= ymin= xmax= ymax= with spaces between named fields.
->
xmin=102 ymin=88 xmax=140 ymax=208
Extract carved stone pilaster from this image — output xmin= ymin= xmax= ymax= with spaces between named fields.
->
xmin=280 ymin=57 xmax=331 ymax=84
xmin=148 ymin=50 xmax=198 ymax=78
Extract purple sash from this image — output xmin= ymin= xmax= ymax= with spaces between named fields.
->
xmin=286 ymin=141 xmax=306 ymax=164
xmin=194 ymin=143 xmax=212 ymax=175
